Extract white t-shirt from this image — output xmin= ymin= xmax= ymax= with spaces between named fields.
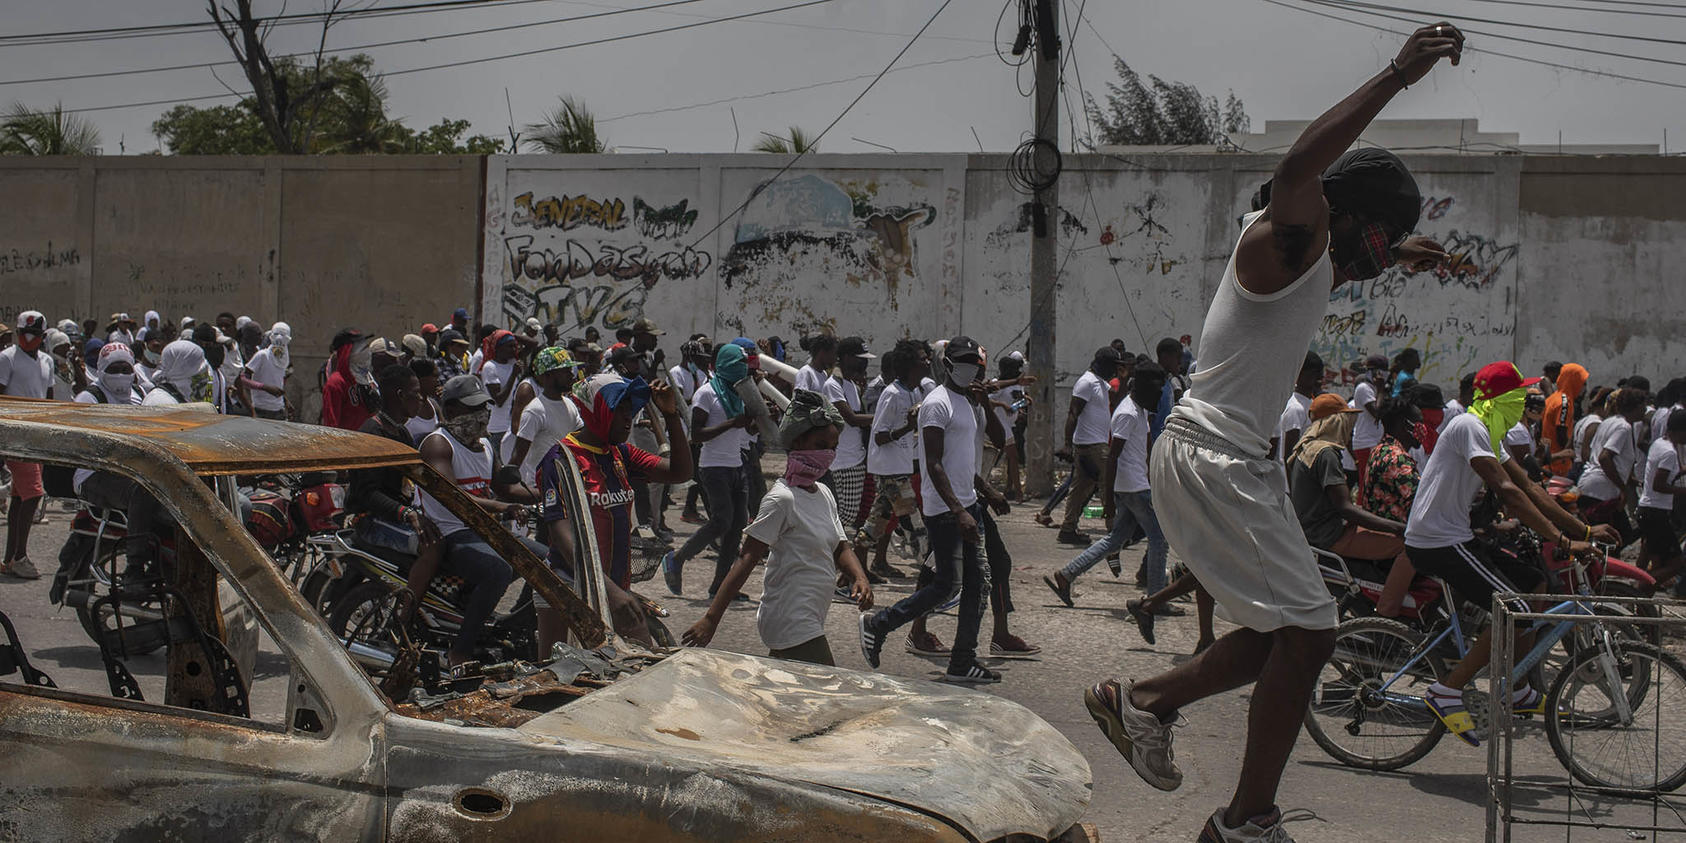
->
xmin=1638 ymin=437 xmax=1682 ymax=510
xmin=1276 ymin=392 xmax=1312 ymax=453
xmin=1573 ymin=413 xmax=1602 ymax=464
xmin=823 ymin=375 xmax=867 ymax=471
xmin=867 ymin=381 xmax=918 ymax=476
xmin=795 ymin=364 xmax=828 ymax=394
xmin=244 ymin=347 xmax=288 ymax=412
xmin=692 ymin=382 xmax=750 ymax=469
xmin=1439 ymin=398 xmax=1466 ymax=434
xmin=479 ymin=359 xmax=516 ymax=434
xmin=1110 ymin=395 xmax=1151 ymax=493
xmin=513 ymin=391 xmax=583 ymax=481
xmin=668 ymin=364 xmax=702 ymax=434
xmin=918 ymin=383 xmax=981 ymax=517
xmin=1071 ymin=371 xmax=1112 ymax=446
xmin=1578 ymin=415 xmax=1637 ymax=502
xmin=1351 ymin=380 xmax=1383 ymax=450
xmin=990 ymin=382 xmax=1027 ymax=445
xmin=1405 ymin=412 xmax=1508 ymax=548
xmin=745 ymin=479 xmax=847 ymax=651
xmin=0 ymin=346 xmax=53 ymax=399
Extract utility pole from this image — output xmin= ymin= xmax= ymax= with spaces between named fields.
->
xmin=1025 ymin=0 xmax=1060 ymax=497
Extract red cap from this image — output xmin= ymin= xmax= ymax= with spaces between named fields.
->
xmin=1473 ymin=361 xmax=1542 ymax=400
xmin=1309 ymin=393 xmax=1358 ymax=421
xmin=420 ymin=323 xmax=439 ymax=334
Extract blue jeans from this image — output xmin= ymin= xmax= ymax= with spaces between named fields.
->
xmin=674 ymin=465 xmax=748 ymax=593
xmin=868 ymin=504 xmax=989 ymax=672
xmin=1061 ymin=490 xmax=1168 ymax=593
xmin=438 ymin=529 xmax=537 ymax=659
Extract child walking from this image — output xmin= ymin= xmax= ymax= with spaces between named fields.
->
xmin=683 ymin=389 xmax=874 ymax=665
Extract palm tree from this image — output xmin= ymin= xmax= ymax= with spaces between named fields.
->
xmin=0 ymin=102 xmax=101 ymax=155
xmin=319 ymin=73 xmax=404 ymax=153
xmin=752 ymin=126 xmax=817 ymax=153
xmin=522 ymin=97 xmax=604 ymax=153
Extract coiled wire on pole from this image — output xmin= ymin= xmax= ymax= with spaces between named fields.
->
xmin=1007 ymin=136 xmax=1062 ymax=194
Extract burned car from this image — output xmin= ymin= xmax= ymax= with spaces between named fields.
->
xmin=0 ymin=402 xmax=1094 ymax=841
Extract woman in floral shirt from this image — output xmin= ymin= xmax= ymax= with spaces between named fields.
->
xmin=1364 ymin=398 xmax=1424 ymax=615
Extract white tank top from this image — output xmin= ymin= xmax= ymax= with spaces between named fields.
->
xmin=419 ymin=429 xmax=493 ymax=536
xmin=405 ymin=399 xmax=441 ymax=442
xmin=1173 ymin=211 xmax=1332 ymax=457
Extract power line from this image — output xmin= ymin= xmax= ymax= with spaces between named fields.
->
xmin=1303 ymin=0 xmax=1686 ymax=70
xmin=1457 ymin=0 xmax=1686 ymax=20
xmin=685 ymin=0 xmax=955 ymax=250
xmin=1317 ymin=0 xmax=1686 ymax=47
xmin=1261 ymin=0 xmax=1686 ymax=90
xmin=598 ymin=52 xmax=993 ymax=123
xmin=0 ymin=0 xmax=540 ymax=47
xmin=0 ymin=0 xmax=717 ymax=87
xmin=55 ymin=0 xmax=835 ymax=115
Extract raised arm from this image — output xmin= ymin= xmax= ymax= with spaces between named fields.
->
xmin=1236 ymin=23 xmax=1463 ymax=295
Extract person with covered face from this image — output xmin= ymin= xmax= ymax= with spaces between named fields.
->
xmin=0 ymin=312 xmax=56 ymax=580
xmin=1541 ymin=363 xmax=1588 ymax=477
xmin=506 ymin=347 xmax=584 ymax=483
xmin=536 ymin=372 xmax=691 ymax=654
xmin=322 ymin=328 xmax=375 ymax=430
xmin=143 ymin=339 xmax=211 ymax=406
xmin=662 ymin=343 xmax=757 ymax=599
xmin=241 ymin=322 xmax=292 ymax=420
xmin=1406 ymin=362 xmax=1617 ymax=746
xmin=476 ymin=329 xmax=523 ymax=457
xmin=684 ymin=388 xmax=872 ymax=665
xmin=1082 ymin=23 xmax=1468 ymax=842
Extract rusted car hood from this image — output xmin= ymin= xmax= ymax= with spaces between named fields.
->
xmin=517 ymin=648 xmax=1091 ymax=840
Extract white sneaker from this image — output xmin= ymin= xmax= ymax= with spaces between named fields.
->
xmin=1083 ymin=679 xmax=1182 ymax=791
xmin=1198 ymin=807 xmax=1293 ymax=842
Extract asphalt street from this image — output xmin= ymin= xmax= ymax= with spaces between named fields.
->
xmin=4 ymin=498 xmax=1683 ymax=842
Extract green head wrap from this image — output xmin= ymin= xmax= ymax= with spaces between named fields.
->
xmin=1469 ymin=386 xmax=1528 ymax=456
xmin=778 ymin=388 xmax=843 ymax=449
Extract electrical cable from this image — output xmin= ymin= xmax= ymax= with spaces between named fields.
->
xmin=1316 ymin=0 xmax=1686 ymax=47
xmin=1262 ymin=0 xmax=1686 ymax=90
xmin=682 ymin=0 xmax=955 ymax=250
xmin=53 ymin=0 xmax=834 ymax=115
xmin=996 ymin=0 xmax=1032 ymax=67
xmin=0 ymin=0 xmax=718 ymax=88
xmin=1456 ymin=0 xmax=1686 ymax=19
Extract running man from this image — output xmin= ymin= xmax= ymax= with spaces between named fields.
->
xmin=1084 ymin=22 xmax=1465 ymax=842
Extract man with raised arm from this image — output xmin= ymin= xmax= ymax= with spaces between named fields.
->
xmin=1082 ymin=23 xmax=1464 ymax=842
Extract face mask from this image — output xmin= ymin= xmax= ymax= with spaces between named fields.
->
xmin=1332 ymin=221 xmax=1396 ymax=281
xmin=143 ymin=348 xmax=161 ymax=365
xmin=202 ymin=342 xmax=226 ymax=368
xmin=947 ymin=361 xmax=982 ymax=387
xmin=16 ymin=334 xmax=43 ymax=353
xmin=349 ymin=344 xmax=374 ymax=384
xmin=444 ymin=408 xmax=491 ymax=444
xmin=98 ymin=372 xmax=135 ymax=400
xmin=784 ymin=449 xmax=836 ymax=488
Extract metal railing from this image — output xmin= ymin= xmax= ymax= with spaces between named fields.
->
xmin=1487 ymin=593 xmax=1686 ymax=841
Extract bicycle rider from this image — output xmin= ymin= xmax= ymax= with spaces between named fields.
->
xmin=1403 ymin=361 xmax=1618 ymax=746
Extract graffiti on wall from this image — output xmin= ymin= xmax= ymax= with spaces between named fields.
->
xmin=0 ymin=240 xmax=81 ymax=324
xmin=499 ymin=186 xmax=713 ymax=332
xmin=721 ymin=174 xmax=936 ymax=311
xmin=1313 ymin=195 xmax=1519 ymax=386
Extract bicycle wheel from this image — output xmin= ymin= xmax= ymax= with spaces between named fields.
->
xmin=1545 ymin=639 xmax=1686 ymax=795
xmin=1305 ymin=617 xmax=1449 ymax=770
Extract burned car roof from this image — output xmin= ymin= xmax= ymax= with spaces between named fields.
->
xmin=0 ymin=398 xmax=419 ymax=475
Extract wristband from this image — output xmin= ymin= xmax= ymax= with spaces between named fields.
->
xmin=1388 ymin=59 xmax=1410 ymax=89
xmin=1584 ymin=524 xmax=1592 ymax=541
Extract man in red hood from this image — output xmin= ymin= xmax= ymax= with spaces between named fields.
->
xmin=322 ymin=328 xmax=375 ymax=430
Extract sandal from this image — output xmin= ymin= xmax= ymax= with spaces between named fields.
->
xmin=1033 ymin=512 xmax=1054 ymax=528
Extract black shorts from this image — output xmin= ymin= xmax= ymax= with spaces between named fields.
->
xmin=1638 ymin=506 xmax=1682 ymax=561
xmin=1406 ymin=540 xmax=1544 ymax=615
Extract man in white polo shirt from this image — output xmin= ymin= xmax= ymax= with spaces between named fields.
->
xmin=1 ymin=311 xmax=54 ymax=580
xmin=1055 ymin=346 xmax=1128 ymax=546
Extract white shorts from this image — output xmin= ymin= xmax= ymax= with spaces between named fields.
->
xmin=1148 ymin=418 xmax=1337 ymax=632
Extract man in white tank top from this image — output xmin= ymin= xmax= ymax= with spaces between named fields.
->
xmin=1083 ymin=23 xmax=1465 ymax=842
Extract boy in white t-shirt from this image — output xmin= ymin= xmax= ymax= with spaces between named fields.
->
xmin=683 ymin=390 xmax=872 ymax=665
xmin=1636 ymin=411 xmax=1686 ymax=592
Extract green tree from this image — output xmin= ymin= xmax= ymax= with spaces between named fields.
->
xmin=522 ymin=97 xmax=604 ymax=153
xmin=752 ymin=126 xmax=817 ymax=153
xmin=1084 ymin=57 xmax=1249 ymax=147
xmin=151 ymin=54 xmax=499 ymax=154
xmin=0 ymin=102 xmax=102 ymax=155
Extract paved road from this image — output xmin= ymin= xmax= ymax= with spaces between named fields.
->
xmin=4 ymin=500 xmax=1683 ymax=842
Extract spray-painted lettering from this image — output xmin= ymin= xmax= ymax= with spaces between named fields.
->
xmin=633 ymin=198 xmax=698 ymax=240
xmin=506 ymin=235 xmax=712 ymax=288
xmin=511 ymin=191 xmax=628 ymax=232
xmin=0 ymin=241 xmax=80 ymax=275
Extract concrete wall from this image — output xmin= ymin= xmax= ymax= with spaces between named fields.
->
xmin=0 ymin=156 xmax=482 ymax=418
xmin=5 ymin=152 xmax=1684 ymax=432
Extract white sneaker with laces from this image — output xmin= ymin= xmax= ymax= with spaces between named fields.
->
xmin=1083 ymin=679 xmax=1182 ymax=791
xmin=1198 ymin=807 xmax=1293 ymax=842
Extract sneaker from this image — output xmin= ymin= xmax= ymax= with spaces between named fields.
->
xmin=1057 ymin=530 xmax=1090 ymax=546
xmin=942 ymin=662 xmax=1001 ymax=684
xmin=1084 ymin=679 xmax=1182 ymax=791
xmin=1512 ymin=688 xmax=1547 ymax=718
xmin=1043 ymin=573 xmax=1074 ymax=607
xmin=934 ymin=594 xmax=961 ymax=614
xmin=869 ymin=561 xmax=907 ymax=580
xmin=680 ymin=511 xmax=706 ymax=525
xmin=1425 ymin=693 xmax=1481 ymax=747
xmin=3 ymin=557 xmax=40 ymax=580
xmin=1106 ymin=553 xmax=1123 ymax=577
xmin=858 ymin=613 xmax=884 ymax=668
xmin=661 ymin=551 xmax=682 ymax=596
xmin=989 ymin=636 xmax=1041 ymax=659
xmin=833 ymin=586 xmax=856 ymax=604
xmin=1198 ymin=806 xmax=1293 ymax=842
xmin=905 ymin=632 xmax=950 ymax=656
xmin=1125 ymin=599 xmax=1157 ymax=646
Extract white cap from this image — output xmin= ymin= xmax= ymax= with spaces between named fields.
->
xmin=1006 ymin=350 xmax=1025 ymax=362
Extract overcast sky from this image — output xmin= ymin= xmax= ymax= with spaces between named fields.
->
xmin=3 ymin=0 xmax=1682 ymax=155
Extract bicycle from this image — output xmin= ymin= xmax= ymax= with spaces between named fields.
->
xmin=1305 ymin=544 xmax=1686 ymax=794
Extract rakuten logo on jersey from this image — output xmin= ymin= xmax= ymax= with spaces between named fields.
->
xmin=589 ymin=488 xmax=637 ymax=508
